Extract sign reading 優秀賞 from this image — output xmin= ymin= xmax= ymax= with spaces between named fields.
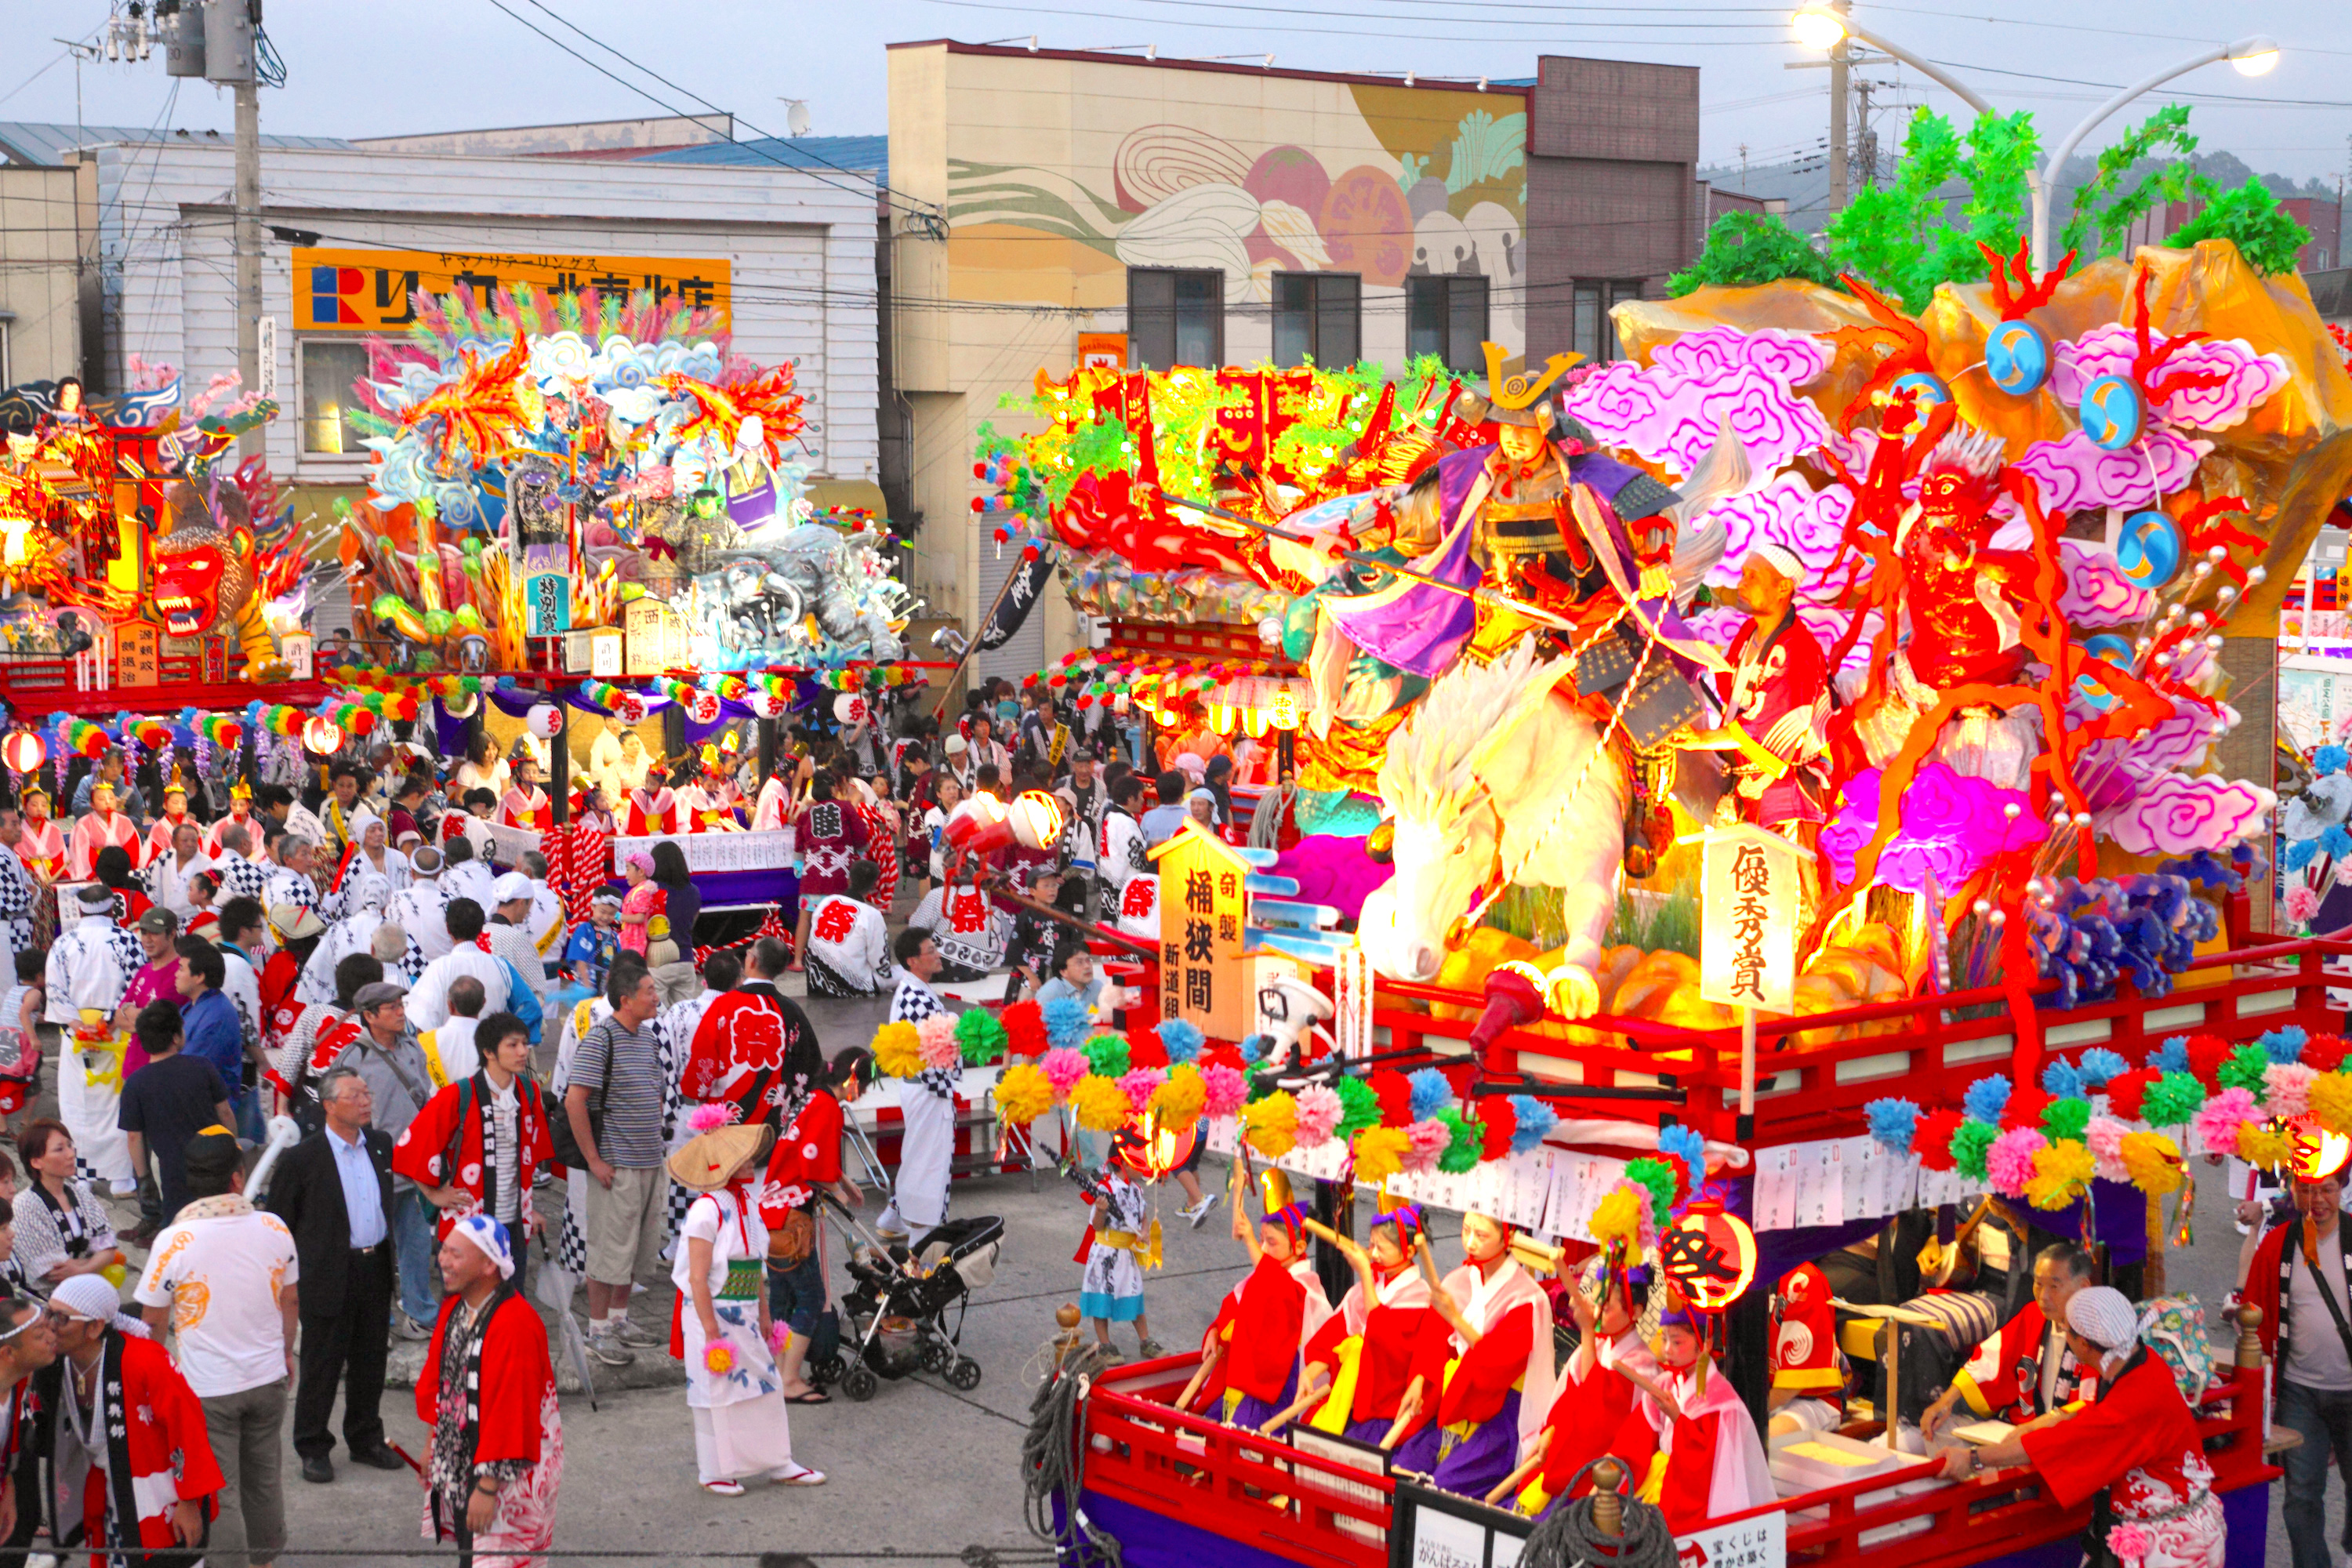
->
xmin=1700 ymin=824 xmax=1800 ymax=1014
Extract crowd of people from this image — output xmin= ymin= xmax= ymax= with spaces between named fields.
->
xmin=0 ymin=676 xmax=1273 ymax=1563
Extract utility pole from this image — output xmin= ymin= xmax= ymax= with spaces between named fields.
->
xmin=1738 ymin=143 xmax=1750 ymax=193
xmin=205 ymin=0 xmax=263 ymax=459
xmin=1853 ymin=78 xmax=1876 ymax=188
xmin=1828 ymin=0 xmax=1851 ymax=214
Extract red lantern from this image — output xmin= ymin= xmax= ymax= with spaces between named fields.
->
xmin=0 ymin=731 xmax=45 ymax=775
xmin=302 ymin=717 xmax=343 ymax=756
xmin=1660 ymin=1200 xmax=1756 ymax=1312
xmin=2295 ymin=1123 xmax=2351 ymax=1182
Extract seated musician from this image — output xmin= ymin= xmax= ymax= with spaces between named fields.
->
xmin=1921 ymin=1240 xmax=2097 ymax=1444
xmin=1491 ymin=1257 xmax=1656 ymax=1513
xmin=1610 ymin=1306 xmax=1774 ymax=1533
xmin=1385 ymin=1211 xmax=1555 ymax=1500
xmin=1255 ymin=1196 xmax=1434 ymax=1440
xmin=1175 ymin=1164 xmax=1332 ymax=1430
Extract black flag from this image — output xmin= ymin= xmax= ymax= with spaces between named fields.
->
xmin=978 ymin=547 xmax=1056 ymax=652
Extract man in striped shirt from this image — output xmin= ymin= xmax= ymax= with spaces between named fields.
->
xmin=564 ymin=967 xmax=670 ymax=1366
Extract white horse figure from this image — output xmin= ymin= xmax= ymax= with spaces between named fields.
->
xmin=1359 ymin=635 xmax=1630 ymax=1014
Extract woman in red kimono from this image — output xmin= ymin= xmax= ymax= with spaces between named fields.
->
xmin=1611 ymin=1308 xmax=1774 ymax=1534
xmin=16 ymin=786 xmax=64 ymax=882
xmin=1495 ymin=1259 xmax=1657 ymax=1512
xmin=1258 ymin=1198 xmax=1435 ymax=1439
xmin=41 ymin=1271 xmax=222 ymax=1562
xmin=1939 ymin=1286 xmax=2224 ymax=1568
xmin=1175 ymin=1164 xmax=1332 ymax=1429
xmin=418 ymin=1215 xmax=561 ymax=1568
xmin=1385 ymin=1210 xmax=1555 ymax=1498
xmin=621 ymin=769 xmax=678 ymax=837
xmin=496 ymin=757 xmax=553 ymax=832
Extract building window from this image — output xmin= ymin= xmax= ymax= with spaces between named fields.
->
xmin=1572 ymin=281 xmax=1646 ymax=362
xmin=299 ymin=339 xmax=369 ymax=456
xmin=1272 ymin=272 xmax=1361 ymax=368
xmin=1406 ymin=275 xmax=1488 ymax=372
xmin=1127 ymin=269 xmax=1223 ymax=369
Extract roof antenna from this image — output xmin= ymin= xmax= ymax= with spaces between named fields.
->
xmin=1476 ymin=74 xmax=1488 ymax=91
xmin=1403 ymin=70 xmax=1414 ymax=87
xmin=1145 ymin=43 xmax=1157 ymax=60
xmin=1029 ymin=34 xmax=1040 ymax=52
xmin=779 ymin=99 xmax=811 ymax=138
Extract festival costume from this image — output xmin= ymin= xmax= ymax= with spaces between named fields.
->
xmin=42 ymin=1327 xmax=222 ymax=1566
xmin=16 ymin=814 xmax=65 ymax=883
xmin=620 ymin=788 xmax=677 ymax=838
xmin=496 ymin=787 xmax=552 ymax=833
xmin=142 ymin=809 xmax=191 ymax=865
xmin=201 ymin=807 xmax=258 ymax=860
xmin=1770 ymin=1262 xmax=1848 ymax=1429
xmin=1203 ymin=1250 xmax=1334 ymax=1432
xmin=1718 ymin=611 xmax=1833 ymax=826
xmin=875 ymin=968 xmax=957 ymax=1234
xmin=750 ymin=777 xmax=789 ymax=833
xmin=1077 ymin=1174 xmax=1153 ymax=1324
xmin=44 ymin=909 xmax=140 ymax=1189
xmin=802 ymin=895 xmax=889 ymax=996
xmin=1390 ymin=1258 xmax=1555 ymax=1498
xmin=1610 ymin=1355 xmax=1774 ymax=1534
xmin=906 ymin=883 xmax=1008 ymax=975
xmin=416 ymin=1285 xmax=561 ymax=1568
xmin=1305 ymin=1258 xmax=1435 ymax=1443
xmin=1524 ymin=1327 xmax=1655 ymax=1514
xmin=793 ymin=800 xmax=869 ymax=898
xmin=2017 ymin=1347 xmax=2223 ymax=1568
xmin=683 ymin=982 xmax=812 ymax=1126
xmin=1953 ymin=1298 xmax=2092 ymax=1422
xmin=671 ymin=1187 xmax=799 ymax=1484
xmin=393 ymin=1071 xmax=557 ymax=1241
xmin=67 ymin=808 xmax=142 ymax=881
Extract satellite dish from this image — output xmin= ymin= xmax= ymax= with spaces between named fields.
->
xmin=782 ymin=99 xmax=812 ymax=138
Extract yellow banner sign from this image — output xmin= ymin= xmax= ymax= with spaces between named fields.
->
xmin=290 ymin=247 xmax=731 ymax=333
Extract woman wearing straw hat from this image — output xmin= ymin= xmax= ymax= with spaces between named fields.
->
xmin=669 ymin=1106 xmax=826 ymax=1496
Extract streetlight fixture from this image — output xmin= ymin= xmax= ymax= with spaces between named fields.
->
xmin=2032 ymin=35 xmax=2282 ymax=267
xmin=1791 ymin=6 xmax=2285 ymax=270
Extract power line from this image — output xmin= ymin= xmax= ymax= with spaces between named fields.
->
xmin=909 ymin=0 xmax=1788 ymax=43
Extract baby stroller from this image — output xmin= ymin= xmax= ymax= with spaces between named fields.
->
xmin=810 ymin=1194 xmax=1003 ymax=1402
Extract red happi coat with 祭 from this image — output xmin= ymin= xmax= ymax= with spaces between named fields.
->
xmin=684 ymin=988 xmax=800 ymax=1122
xmin=391 ymin=1073 xmax=557 ymax=1240
xmin=416 ymin=1290 xmax=556 ymax=1510
xmin=52 ymin=1330 xmax=224 ymax=1564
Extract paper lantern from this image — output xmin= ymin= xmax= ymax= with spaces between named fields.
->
xmin=833 ymin=692 xmax=870 ymax=727
xmin=939 ymin=795 xmax=1014 ymax=868
xmin=1009 ymin=789 xmax=1066 ymax=852
xmin=524 ymin=702 xmax=564 ymax=740
xmin=2295 ymin=1124 xmax=2351 ymax=1183
xmin=750 ymin=689 xmax=789 ymax=720
xmin=682 ymin=688 xmax=720 ymax=724
xmin=1129 ymin=1111 xmax=1196 ymax=1181
xmin=442 ymin=690 xmax=480 ymax=720
xmin=1267 ymin=685 xmax=1301 ymax=731
xmin=1660 ymin=1200 xmax=1756 ymax=1312
xmin=0 ymin=730 xmax=45 ymax=775
xmin=302 ymin=717 xmax=343 ymax=756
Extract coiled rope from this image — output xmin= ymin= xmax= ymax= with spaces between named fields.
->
xmin=1019 ymin=1342 xmax=1126 ymax=1568
xmin=1523 ymin=1457 xmax=1677 ymax=1568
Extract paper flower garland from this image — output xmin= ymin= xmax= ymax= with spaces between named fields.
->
xmin=2041 ymin=1096 xmax=2090 ymax=1144
xmin=1156 ymin=1018 xmax=1204 ymax=1065
xmin=2269 ymin=1063 xmax=2318 ymax=1120
xmin=2026 ymin=1138 xmax=2094 ymax=1210
xmin=1150 ymin=1065 xmax=1207 ymax=1133
xmin=954 ymin=1009 xmax=1007 ymax=1066
xmin=1963 ymin=1074 xmax=2011 ymax=1124
xmin=1402 ymin=1119 xmax=1450 ymax=1174
xmin=1041 ymin=1046 xmax=1091 ymax=1098
xmin=1987 ymin=1127 xmax=2045 ymax=1195
xmin=2087 ymin=1116 xmax=2131 ymax=1182
xmin=1354 ymin=1126 xmax=1410 ymax=1184
xmin=1084 ymin=1032 xmax=1132 ymax=1080
xmin=2312 ymin=1072 xmax=2352 ymax=1136
xmin=2193 ymin=1087 xmax=2258 ymax=1155
xmin=1408 ymin=1067 xmax=1453 ymax=1122
xmin=1509 ymin=1094 xmax=1555 ymax=1154
xmin=916 ymin=1014 xmax=960 ymax=1072
xmin=1867 ymin=1098 xmax=1920 ymax=1156
xmin=1071 ymin=1074 xmax=1131 ymax=1133
xmin=2141 ymin=1071 xmax=2208 ymax=1129
xmin=1951 ymin=1120 xmax=1998 ymax=1181
xmin=1293 ymin=1083 xmax=1344 ymax=1149
xmin=1117 ymin=1068 xmax=1163 ymax=1117
xmin=1622 ymin=1157 xmax=1678 ymax=1227
xmin=1041 ymin=996 xmax=1091 ymax=1053
xmin=1436 ymin=1109 xmax=1485 ymax=1174
xmin=1201 ymin=1064 xmax=1248 ymax=1120
xmin=874 ymin=1022 xmax=922 ymax=1080
xmin=1242 ymin=1092 xmax=1300 ymax=1158
xmin=1001 ymin=1000 xmax=1047 ymax=1058
xmin=996 ymin=1062 xmax=1054 ymax=1127
xmin=2120 ymin=1131 xmax=2184 ymax=1195
xmin=1916 ymin=1109 xmax=1962 ymax=1171
xmin=1337 ymin=1076 xmax=1382 ymax=1140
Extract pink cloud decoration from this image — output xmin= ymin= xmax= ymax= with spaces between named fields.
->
xmin=2051 ymin=325 xmax=2290 ymax=432
xmin=2096 ymin=771 xmax=2275 ymax=857
xmin=2013 ymin=428 xmax=2209 ymax=512
xmin=1558 ymin=326 xmax=1832 ymax=478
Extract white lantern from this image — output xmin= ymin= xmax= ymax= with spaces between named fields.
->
xmin=1009 ymin=789 xmax=1066 ymax=851
xmin=524 ymin=702 xmax=564 ymax=739
xmin=609 ymin=691 xmax=648 ymax=725
xmin=302 ymin=717 xmax=343 ymax=756
xmin=833 ymin=691 xmax=870 ymax=727
xmin=684 ymin=689 xmax=720 ymax=724
xmin=750 ymin=689 xmax=789 ymax=720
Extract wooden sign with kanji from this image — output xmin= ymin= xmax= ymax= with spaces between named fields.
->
xmin=1148 ymin=824 xmax=1251 ymax=1040
xmin=115 ymin=622 xmax=160 ymax=687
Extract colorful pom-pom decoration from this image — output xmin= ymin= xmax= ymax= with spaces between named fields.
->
xmin=2146 ymin=1037 xmax=2190 ymax=1075
xmin=1508 ymin=1094 xmax=1555 ymax=1155
xmin=1293 ymin=1083 xmax=1344 ymax=1149
xmin=1354 ymin=1126 xmax=1411 ymax=1185
xmin=1962 ymin=1074 xmax=2012 ymax=1125
xmin=1117 ymin=1067 xmax=1165 ymax=1117
xmin=1866 ymin=1098 xmax=1921 ymax=1156
xmin=1623 ymin=1156 xmax=1679 ymax=1228
xmin=996 ymin=1062 xmax=1054 ymax=1127
xmin=1987 ymin=1127 xmax=2046 ymax=1197
xmin=1337 ymin=1076 xmax=1383 ymax=1139
xmin=1041 ymin=1046 xmax=1091 ymax=1098
xmin=1041 ymin=996 xmax=1092 ymax=1052
xmin=2040 ymin=1096 xmax=2090 ymax=1145
xmin=1201 ymin=1064 xmax=1248 ymax=1120
xmin=1156 ymin=1018 xmax=1205 ymax=1065
xmin=688 ymin=1102 xmax=739 ymax=1132
xmin=1407 ymin=1067 xmax=1453 ymax=1122
xmin=2025 ymin=1138 xmax=2095 ymax=1210
xmin=1241 ymin=1092 xmax=1300 ymax=1159
xmin=2263 ymin=1025 xmax=2310 ymax=1065
xmin=2191 ymin=1087 xmax=2257 ymax=1156
xmin=1071 ymin=1074 xmax=1132 ymax=1133
xmin=2086 ymin=1116 xmax=2131 ymax=1183
xmin=1951 ymin=1120 xmax=1998 ymax=1181
xmin=703 ymin=1344 xmax=735 ymax=1375
xmin=2041 ymin=1059 xmax=2083 ymax=1099
xmin=874 ymin=1022 xmax=924 ymax=1080
xmin=2216 ymin=1043 xmax=2271 ymax=1100
xmin=2074 ymin=1048 xmax=2129 ymax=1090
xmin=1402 ymin=1118 xmax=1451 ymax=1174
xmin=2119 ymin=1130 xmax=2184 ymax=1196
xmin=956 ymin=1008 xmax=1008 ymax=1066
xmin=2311 ymin=1072 xmax=2352 ymax=1137
xmin=1915 ymin=1108 xmax=1962 ymax=1171
xmin=1436 ymin=1109 xmax=1485 ymax=1175
xmin=1000 ymin=1000 xmax=1048 ymax=1058
xmin=1084 ymin=1032 xmax=1133 ymax=1080
xmin=2141 ymin=1070 xmax=2209 ymax=1130
xmin=916 ymin=1013 xmax=960 ymax=1072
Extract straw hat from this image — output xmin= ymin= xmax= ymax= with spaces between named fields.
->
xmin=667 ymin=1115 xmax=776 ymax=1192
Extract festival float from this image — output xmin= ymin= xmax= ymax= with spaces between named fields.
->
xmin=0 ymin=282 xmax=927 ymax=921
xmin=967 ymin=116 xmax=2352 ymax=1568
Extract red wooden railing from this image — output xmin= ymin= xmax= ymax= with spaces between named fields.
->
xmin=1073 ymin=1356 xmax=2278 ymax=1568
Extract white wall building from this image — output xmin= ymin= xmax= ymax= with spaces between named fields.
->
xmin=87 ymin=139 xmax=878 ymax=503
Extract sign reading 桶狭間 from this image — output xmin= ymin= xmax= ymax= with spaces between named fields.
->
xmin=291 ymin=247 xmax=731 ymax=332
xmin=1149 ymin=824 xmax=1250 ymax=1040
xmin=1700 ymin=824 xmax=1800 ymax=1014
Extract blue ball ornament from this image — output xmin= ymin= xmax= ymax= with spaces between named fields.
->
xmin=1889 ymin=372 xmax=1951 ymax=433
xmin=2116 ymin=509 xmax=2182 ymax=587
xmin=2080 ymin=375 xmax=2144 ymax=451
xmin=1985 ymin=320 xmax=2049 ymax=396
xmin=2074 ymin=633 xmax=2136 ymax=711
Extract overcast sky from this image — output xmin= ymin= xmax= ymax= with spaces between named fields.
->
xmin=1 ymin=0 xmax=2344 ymax=187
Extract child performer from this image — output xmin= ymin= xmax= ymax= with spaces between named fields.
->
xmin=1076 ymin=1123 xmax=1167 ymax=1362
xmin=1258 ymin=1195 xmax=1435 ymax=1440
xmin=1492 ymin=1257 xmax=1657 ymax=1512
xmin=1175 ymin=1161 xmax=1331 ymax=1428
xmin=1609 ymin=1305 xmax=1775 ymax=1533
xmin=1766 ymin=1262 xmax=1847 ymax=1436
xmin=1385 ymin=1211 xmax=1555 ymax=1499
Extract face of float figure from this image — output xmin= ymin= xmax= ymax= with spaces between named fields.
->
xmin=1497 ymin=422 xmax=1548 ymax=468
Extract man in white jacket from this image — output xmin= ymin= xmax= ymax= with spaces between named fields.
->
xmin=802 ymin=862 xmax=891 ymax=997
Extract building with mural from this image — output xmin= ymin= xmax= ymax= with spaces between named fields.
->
xmin=886 ymin=41 xmax=1535 ymax=680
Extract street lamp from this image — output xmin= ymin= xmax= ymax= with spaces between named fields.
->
xmin=2031 ymin=35 xmax=2283 ymax=268
xmin=1792 ymin=8 xmax=2284 ymax=271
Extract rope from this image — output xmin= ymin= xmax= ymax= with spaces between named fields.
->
xmin=1522 ymin=1457 xmax=1678 ymax=1568
xmin=1020 ymin=1341 xmax=1127 ymax=1568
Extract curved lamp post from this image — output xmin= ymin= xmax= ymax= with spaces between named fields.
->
xmin=1791 ymin=5 xmax=2282 ymax=270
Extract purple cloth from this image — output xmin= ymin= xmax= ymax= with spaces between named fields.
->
xmin=1270 ymin=836 xmax=1392 ymax=922
xmin=1429 ymin=1388 xmax=1521 ymax=1498
xmin=1391 ymin=1421 xmax=1443 ymax=1475
xmin=1342 ymin=1416 xmax=1391 ymax=1446
xmin=1227 ymin=1361 xmax=1297 ymax=1436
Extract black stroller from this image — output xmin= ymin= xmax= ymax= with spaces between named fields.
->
xmin=809 ymin=1196 xmax=1004 ymax=1401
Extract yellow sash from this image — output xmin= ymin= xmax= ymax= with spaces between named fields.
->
xmin=1310 ymin=1335 xmax=1365 ymax=1435
xmin=1100 ymin=1225 xmax=1163 ymax=1269
xmin=421 ymin=1029 xmax=449 ymax=1090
